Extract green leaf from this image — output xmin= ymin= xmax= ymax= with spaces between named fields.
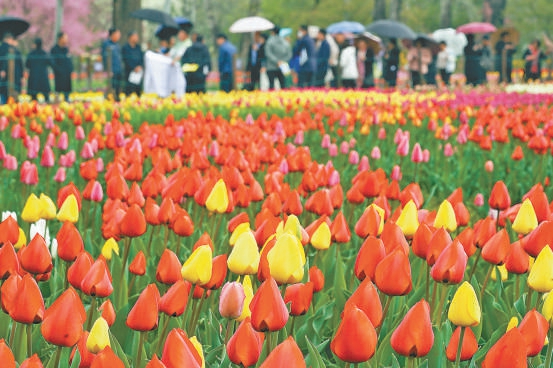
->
xmin=109 ymin=330 xmax=131 ymax=368
xmin=305 ymin=336 xmax=326 ymax=368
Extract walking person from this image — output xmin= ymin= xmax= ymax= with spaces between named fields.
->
xmin=464 ymin=34 xmax=482 ymax=86
xmin=479 ymin=35 xmax=493 ymax=84
xmin=50 ymin=32 xmax=72 ymax=101
xmin=264 ymin=26 xmax=292 ymax=90
xmin=339 ymin=38 xmax=358 ymax=89
xmin=407 ymin=39 xmax=432 ymax=88
xmin=523 ymin=39 xmax=546 ymax=82
xmin=293 ymin=25 xmax=316 ymax=87
xmin=383 ymin=39 xmax=400 ymax=87
xmin=327 ymin=33 xmax=340 ymax=87
xmin=356 ymin=38 xmax=375 ymax=88
xmin=181 ymin=34 xmax=211 ymax=93
xmin=494 ymin=31 xmax=516 ymax=84
xmin=102 ymin=28 xmax=123 ymax=100
xmin=26 ymin=38 xmax=51 ymax=101
xmin=0 ymin=32 xmax=23 ymax=103
xmin=122 ymin=31 xmax=144 ymax=96
xmin=436 ymin=41 xmax=451 ymax=86
xmin=216 ymin=33 xmax=236 ymax=93
xmin=314 ymin=28 xmax=330 ymax=87
xmin=246 ymin=32 xmax=266 ymax=91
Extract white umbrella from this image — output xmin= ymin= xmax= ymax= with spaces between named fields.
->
xmin=229 ymin=16 xmax=274 ymax=33
xmin=432 ymin=28 xmax=468 ymax=57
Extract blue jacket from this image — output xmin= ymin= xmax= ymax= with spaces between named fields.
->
xmin=316 ymin=40 xmax=330 ymax=75
xmin=218 ymin=41 xmax=237 ymax=74
xmin=293 ymin=35 xmax=316 ymax=72
xmin=102 ymin=39 xmax=123 ymax=75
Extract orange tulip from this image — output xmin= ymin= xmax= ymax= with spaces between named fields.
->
xmin=71 ymin=331 xmax=96 ymax=367
xmin=260 ymin=336 xmax=306 ymax=368
xmin=250 ymin=277 xmax=289 ymax=332
xmin=474 ymin=217 xmax=497 ymax=248
xmin=481 ymin=229 xmax=511 ymax=265
xmin=380 ymin=221 xmax=409 ymax=255
xmin=481 ymin=328 xmax=527 ymax=368
xmin=203 ymin=254 xmax=228 ymax=290
xmin=160 ymin=280 xmax=192 ymax=317
xmin=127 ymin=284 xmax=160 ymax=331
xmin=284 ymin=282 xmax=314 ymax=316
xmin=226 ymin=317 xmax=264 ymax=367
xmin=41 ymin=288 xmax=86 ymax=347
xmin=354 ymin=206 xmax=383 ymax=238
xmin=9 ymin=273 xmax=45 ymax=324
xmin=119 ymin=204 xmax=146 ymax=237
xmin=426 ymin=227 xmax=452 ymax=266
xmin=308 ymin=266 xmax=325 ymax=292
xmin=129 ymin=251 xmax=146 ymax=276
xmin=343 ymin=278 xmax=382 ymax=327
xmin=430 ymin=239 xmax=468 ymax=284
xmin=19 ymin=233 xmax=53 ymax=275
xmin=0 ymin=241 xmax=19 ymax=280
xmin=330 ymin=211 xmax=351 ymax=243
xmin=331 ymin=306 xmax=377 ymax=363
xmin=67 ymin=251 xmax=94 ymax=290
xmin=99 ymin=300 xmax=116 ymax=326
xmin=0 ymin=216 xmax=20 ymax=245
xmin=58 ymin=182 xmax=82 ymax=211
xmin=161 ymin=329 xmax=202 ymax=368
xmin=156 ymin=249 xmax=182 ymax=285
xmin=445 ymin=327 xmax=478 ymax=361
xmin=90 ymin=346 xmax=125 ymax=368
xmin=411 ymin=223 xmax=434 ymax=260
xmin=145 ymin=354 xmax=167 ymax=368
xmin=524 ymin=220 xmax=553 ymax=257
xmin=354 ymin=236 xmax=386 ymax=282
xmin=375 ymin=249 xmax=412 ymax=296
xmin=390 ymin=300 xmax=434 ymax=357
xmin=0 ymin=338 xmax=15 ymax=368
xmin=505 ymin=240 xmax=530 ymax=274
xmin=518 ymin=309 xmax=548 ymax=356
xmin=56 ymin=221 xmax=84 ymax=262
xmin=81 ymin=259 xmax=113 ymax=298
xmin=489 ymin=181 xmax=511 ymax=210
xmin=19 ymin=354 xmax=44 ymax=368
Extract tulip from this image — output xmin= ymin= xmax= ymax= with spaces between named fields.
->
xmin=390 ymin=300 xmax=434 ymax=357
xmin=145 ymin=355 xmax=167 ymax=368
xmin=129 ymin=251 xmax=146 ymax=276
xmin=481 ymin=229 xmax=511 ymax=266
xmin=127 ymin=284 xmax=160 ymax=331
xmin=181 ymin=245 xmax=212 ymax=285
xmin=19 ymin=355 xmax=43 ymax=368
xmin=160 ymin=280 xmax=192 ymax=317
xmin=489 ymin=181 xmax=511 ymax=210
xmin=266 ymin=233 xmax=305 ymax=284
xmin=430 ymin=239 xmax=468 ymax=284
xmin=99 ymin=300 xmax=116 ymax=326
xmin=91 ymin=346 xmax=125 ymax=368
xmin=57 ymin=194 xmax=79 ymax=223
xmin=0 ymin=242 xmax=19 ymax=279
xmin=443 ymin=143 xmax=454 ymax=156
xmin=354 ymin=236 xmax=386 ymax=282
xmin=205 ymin=179 xmax=229 ymax=213
xmin=527 ymin=245 xmax=553 ymax=293
xmin=434 ymin=200 xmax=457 ymax=232
xmin=484 ymin=160 xmax=494 ymax=172
xmin=38 ymin=193 xmax=57 ymax=220
xmin=445 ymin=326 xmax=478 ymax=362
xmin=371 ymin=146 xmax=381 ymax=159
xmin=21 ymin=193 xmax=42 ymax=223
xmin=227 ymin=231 xmax=260 ymax=275
xmin=260 ymin=336 xmax=306 ymax=368
xmin=9 ymin=274 xmax=45 ymax=324
xmin=474 ymin=193 xmax=484 ymax=206
xmin=119 ymin=204 xmax=146 ymax=237
xmin=309 ymin=220 xmax=331 ymax=250
xmin=284 ymin=282 xmax=314 ymax=316
xmin=343 ymin=278 xmax=382 ymax=327
xmin=237 ymin=275 xmax=254 ymax=322
xmin=375 ymin=249 xmax=412 ymax=296
xmin=56 ymin=221 xmax=84 ymax=262
xmin=219 ymin=282 xmax=246 ymax=319
xmin=0 ymin=215 xmax=20 ymax=246
xmin=156 ymin=249 xmax=182 ymax=285
xmin=448 ymin=281 xmax=481 ymax=327
xmin=87 ymin=317 xmax=111 ymax=354
xmin=189 ymin=336 xmax=205 ymax=368
xmin=411 ymin=143 xmax=423 ymax=163
xmin=518 ymin=309 xmax=548 ymax=356
xmin=481 ymin=328 xmax=528 ymax=368
xmin=512 ymin=199 xmax=538 ymax=235
xmin=226 ymin=317 xmax=264 ymax=367
xmin=161 ymin=329 xmax=202 ymax=368
xmin=67 ymin=251 xmax=93 ymax=290
xmin=41 ymin=288 xmax=86 ymax=347
xmin=0 ymin=339 xmax=15 ymax=368
xmin=81 ymin=259 xmax=113 ymax=298
xmin=308 ymin=266 xmax=325 ymax=292
xmin=396 ymin=200 xmax=419 ymax=237
xmin=355 ymin=204 xmax=385 ymax=237
xmin=250 ymin=277 xmax=289 ymax=332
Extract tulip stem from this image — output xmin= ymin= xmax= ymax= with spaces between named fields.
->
xmin=26 ymin=323 xmax=32 ymax=357
xmin=468 ymin=248 xmax=481 ymax=282
xmin=526 ymin=287 xmax=534 ymax=312
xmin=136 ymin=331 xmax=146 ymax=368
xmin=128 ymin=275 xmax=136 ymax=296
xmin=224 ymin=319 xmax=233 ymax=344
xmin=430 ymin=280 xmax=438 ymax=315
xmin=289 ymin=316 xmax=296 ymax=336
xmin=53 ymin=346 xmax=63 ymax=368
xmin=425 ymin=263 xmax=430 ymax=301
xmin=119 ymin=237 xmax=132 ymax=289
xmin=146 ymin=226 xmax=158 ymax=257
xmin=545 ymin=330 xmax=553 ymax=368
xmin=479 ymin=264 xmax=494 ymax=300
xmin=86 ymin=297 xmax=97 ymax=331
xmin=377 ymin=296 xmax=392 ymax=337
xmin=189 ymin=290 xmax=208 ymax=335
xmin=435 ymin=284 xmax=449 ymax=326
xmin=514 ymin=274 xmax=520 ymax=302
xmin=183 ymin=284 xmax=196 ymax=331
xmin=454 ymin=326 xmax=466 ymax=368
xmin=8 ymin=320 xmax=16 ymax=346
xmin=155 ymin=315 xmax=171 ymax=355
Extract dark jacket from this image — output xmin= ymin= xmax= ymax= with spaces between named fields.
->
xmin=0 ymin=42 xmax=23 ymax=95
xmin=384 ymin=46 xmax=399 ymax=83
xmin=121 ymin=43 xmax=143 ymax=77
xmin=182 ymin=41 xmax=211 ymax=92
xmin=316 ymin=39 xmax=330 ymax=77
xmin=26 ymin=48 xmax=51 ymax=97
xmin=102 ymin=39 xmax=123 ymax=75
xmin=50 ymin=44 xmax=73 ymax=92
xmin=464 ymin=43 xmax=482 ymax=85
xmin=218 ymin=40 xmax=236 ymax=74
xmin=294 ymin=35 xmax=316 ymax=72
xmin=247 ymin=42 xmax=265 ymax=72
xmin=523 ymin=48 xmax=546 ymax=80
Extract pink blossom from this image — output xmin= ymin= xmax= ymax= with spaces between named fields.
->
xmin=396 ymin=136 xmax=410 ymax=157
xmin=175 ymin=126 xmax=185 ymax=139
xmin=57 ymin=132 xmax=69 ymax=150
xmin=130 ymin=138 xmax=142 ymax=154
xmin=442 ymin=124 xmax=452 ymax=140
xmin=422 ymin=149 xmax=430 ymax=162
xmin=96 ymin=158 xmax=104 ymax=172
xmin=393 ymin=128 xmax=403 ymax=144
xmin=340 ymin=141 xmax=349 ymax=155
xmin=0 ymin=141 xmax=6 ymax=160
xmin=294 ymin=131 xmax=304 ymax=145
xmin=328 ymin=170 xmax=340 ymax=186
xmin=378 ymin=128 xmax=386 ymax=140
xmin=411 ymin=143 xmax=423 ymax=163
xmin=75 ymin=126 xmax=85 ymax=140
xmin=485 ymin=160 xmax=494 ymax=172
xmin=286 ymin=143 xmax=296 ymax=155
xmin=40 ymin=145 xmax=55 ymax=167
xmin=90 ymin=181 xmax=104 ymax=202
xmin=245 ymin=113 xmax=254 ymax=126
xmin=278 ymin=159 xmax=289 ymax=174
xmin=474 ymin=193 xmax=484 ymax=207
xmin=46 ymin=133 xmax=56 ymax=147
xmin=444 ymin=143 xmax=454 ymax=157
xmin=45 ymin=116 xmax=54 ymax=130
xmin=427 ymin=119 xmax=437 ymax=131
xmin=11 ymin=124 xmax=22 ymax=139
xmin=456 ymin=129 xmax=468 ymax=144
xmin=208 ymin=141 xmax=219 ymax=157
xmin=349 ymin=138 xmax=356 ymax=148
xmin=371 ymin=147 xmax=381 ymax=160
xmin=0 ymin=116 xmax=8 ymax=131
xmin=20 ymin=161 xmax=38 ymax=185
xmin=358 ymin=155 xmax=369 ymax=171
xmin=321 ymin=134 xmax=331 ymax=148
xmin=391 ymin=165 xmax=402 ymax=181
xmin=115 ymin=131 xmax=126 ymax=147
xmin=80 ymin=142 xmax=95 ymax=159
xmin=149 ymin=134 xmax=159 ymax=149
xmin=103 ymin=123 xmax=112 ymax=135
xmin=349 ymin=150 xmax=359 ymax=165
xmin=26 ymin=141 xmax=39 ymax=160
xmin=54 ymin=168 xmax=66 ymax=183
xmin=3 ymin=154 xmax=17 ymax=170
xmin=339 ymin=114 xmax=348 ymax=127
xmin=329 ymin=143 xmax=338 ymax=157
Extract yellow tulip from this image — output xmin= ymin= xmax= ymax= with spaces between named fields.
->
xmin=506 ymin=316 xmax=518 ymax=331
xmin=57 ymin=194 xmax=79 ymax=223
xmin=14 ymin=227 xmax=26 ymax=249
xmin=101 ymin=238 xmax=120 ymax=260
xmin=542 ymin=292 xmax=553 ymax=327
xmin=21 ymin=193 xmax=42 ymax=223
xmin=236 ymin=275 xmax=254 ymax=322
xmin=367 ymin=204 xmax=385 ymax=235
xmin=86 ymin=317 xmax=111 ymax=353
xmin=448 ymin=281 xmax=481 ymax=327
xmin=490 ymin=264 xmax=508 ymax=281
xmin=229 ymin=222 xmax=251 ymax=246
xmin=190 ymin=336 xmax=205 ymax=368
xmin=283 ymin=215 xmax=302 ymax=240
xmin=39 ymin=193 xmax=57 ymax=220
xmin=433 ymin=200 xmax=457 ymax=232
xmin=512 ymin=199 xmax=538 ymax=235
xmin=396 ymin=200 xmax=419 ymax=237
xmin=267 ymin=233 xmax=305 ymax=284
xmin=227 ymin=231 xmax=260 ymax=275
xmin=205 ymin=179 xmax=229 ymax=213
xmin=527 ymin=246 xmax=553 ymax=293
xmin=310 ymin=221 xmax=331 ymax=250
xmin=181 ymin=245 xmax=212 ymax=285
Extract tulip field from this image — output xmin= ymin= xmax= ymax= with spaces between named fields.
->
xmin=2 ymin=88 xmax=553 ymax=368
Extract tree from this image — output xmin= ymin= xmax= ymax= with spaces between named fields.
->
xmin=390 ymin=0 xmax=403 ymax=21
xmin=112 ymin=0 xmax=141 ymax=46
xmin=485 ymin=0 xmax=507 ymax=26
xmin=440 ymin=0 xmax=452 ymax=28
xmin=373 ymin=0 xmax=386 ymax=21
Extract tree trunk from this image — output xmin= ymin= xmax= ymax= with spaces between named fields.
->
xmin=54 ymin=0 xmax=64 ymax=43
xmin=389 ymin=0 xmax=402 ymax=21
xmin=204 ymin=0 xmax=221 ymax=51
xmin=239 ymin=0 xmax=261 ymax=72
xmin=439 ymin=0 xmax=452 ymax=28
xmin=373 ymin=0 xmax=386 ymax=21
xmin=486 ymin=0 xmax=507 ymax=27
xmin=113 ymin=0 xmax=141 ymax=43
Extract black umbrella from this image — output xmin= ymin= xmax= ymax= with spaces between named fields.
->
xmin=155 ymin=17 xmax=193 ymax=40
xmin=129 ymin=8 xmax=179 ymax=28
xmin=0 ymin=16 xmax=30 ymax=38
xmin=415 ymin=34 xmax=439 ymax=49
xmin=365 ymin=19 xmax=416 ymax=40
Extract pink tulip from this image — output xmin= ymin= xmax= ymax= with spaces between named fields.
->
xmin=294 ymin=131 xmax=304 ymax=145
xmin=442 ymin=124 xmax=452 ymax=140
xmin=40 ymin=146 xmax=55 ymax=167
xmin=175 ymin=126 xmax=184 ymax=139
xmin=358 ymin=155 xmax=369 ymax=171
xmin=485 ymin=160 xmax=494 ymax=172
xmin=339 ymin=114 xmax=348 ymax=127
xmin=20 ymin=161 xmax=38 ymax=185
xmin=54 ymin=168 xmax=66 ymax=183
xmin=3 ymin=154 xmax=17 ymax=170
xmin=279 ymin=159 xmax=289 ymax=174
xmin=427 ymin=119 xmax=437 ymax=131
xmin=459 ymin=111 xmax=468 ymax=124
xmin=411 ymin=143 xmax=423 ymax=163
xmin=391 ymin=165 xmax=402 ymax=181
xmin=57 ymin=132 xmax=69 ymax=150
xmin=45 ymin=116 xmax=54 ymax=129
xmin=11 ymin=124 xmax=22 ymax=139
xmin=75 ymin=126 xmax=85 ymax=140
xmin=219 ymin=282 xmax=245 ymax=319
xmin=373 ymin=111 xmax=379 ymax=125
xmin=349 ymin=138 xmax=356 ymax=148
xmin=274 ymin=121 xmax=284 ymax=139
xmin=115 ymin=131 xmax=126 ymax=147
xmin=103 ymin=123 xmax=112 ymax=135
xmin=90 ymin=181 xmax=104 ymax=202
xmin=96 ymin=158 xmax=104 ymax=172
xmin=286 ymin=143 xmax=296 ymax=155
xmin=456 ymin=129 xmax=468 ymax=144
xmin=0 ymin=116 xmax=8 ymax=131
xmin=80 ymin=142 xmax=95 ymax=159
xmin=321 ymin=134 xmax=331 ymax=149
xmin=130 ymin=138 xmax=142 ymax=154
xmin=378 ymin=128 xmax=386 ymax=140
xmin=393 ymin=128 xmax=403 ymax=144
xmin=349 ymin=150 xmax=360 ymax=165
xmin=46 ymin=133 xmax=56 ymax=147
xmin=329 ymin=143 xmax=338 ymax=157
xmin=396 ymin=136 xmax=409 ymax=157
xmin=245 ymin=113 xmax=254 ymax=126
xmin=371 ymin=147 xmax=381 ymax=160
xmin=444 ymin=143 xmax=454 ymax=157
xmin=90 ymin=139 xmax=99 ymax=152
xmin=26 ymin=143 xmax=39 ymax=160
xmin=340 ymin=141 xmax=349 ymax=155
xmin=474 ymin=193 xmax=484 ymax=207
xmin=422 ymin=149 xmax=430 ymax=162
xmin=208 ymin=141 xmax=219 ymax=157
xmin=328 ymin=170 xmax=340 ymax=186
xmin=0 ymin=141 xmax=6 ymax=160
xmin=148 ymin=133 xmax=158 ymax=149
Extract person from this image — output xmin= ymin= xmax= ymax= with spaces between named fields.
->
xmin=216 ymin=33 xmax=236 ymax=93
xmin=26 ymin=38 xmax=51 ymax=101
xmin=314 ymin=28 xmax=330 ymax=87
xmin=0 ymin=32 xmax=23 ymax=103
xmin=523 ymin=39 xmax=546 ymax=82
xmin=102 ymin=28 xmax=123 ymax=100
xmin=479 ymin=35 xmax=493 ymax=84
xmin=327 ymin=32 xmax=340 ymax=87
xmin=339 ymin=38 xmax=358 ymax=89
xmin=407 ymin=39 xmax=432 ymax=88
xmin=356 ymin=38 xmax=375 ymax=88
xmin=169 ymin=28 xmax=192 ymax=62
xmin=494 ymin=31 xmax=516 ymax=83
xmin=246 ymin=32 xmax=266 ymax=91
xmin=464 ymin=34 xmax=482 ymax=86
xmin=293 ymin=25 xmax=316 ymax=87
xmin=50 ymin=32 xmax=72 ymax=100
xmin=122 ymin=31 xmax=144 ymax=96
xmin=264 ymin=26 xmax=292 ymax=89
xmin=383 ymin=38 xmax=400 ymax=87
xmin=436 ymin=41 xmax=450 ymax=85
xmin=181 ymin=34 xmax=211 ymax=93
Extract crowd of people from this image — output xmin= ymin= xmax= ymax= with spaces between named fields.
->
xmin=1 ymin=22 xmax=553 ymax=103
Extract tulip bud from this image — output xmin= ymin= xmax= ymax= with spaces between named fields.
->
xmin=181 ymin=245 xmax=212 ymax=285
xmin=512 ymin=198 xmax=538 ymax=235
xmin=57 ymin=194 xmax=79 ymax=223
xmin=434 ymin=200 xmax=457 ymax=232
xmin=219 ymin=282 xmax=246 ymax=319
xmin=87 ymin=317 xmax=111 ymax=354
xmin=205 ymin=179 xmax=229 ymax=213
xmin=527 ymin=245 xmax=553 ymax=293
xmin=227 ymin=231 xmax=260 ymax=275
xmin=396 ymin=200 xmax=419 ymax=237
xmin=101 ymin=238 xmax=119 ymax=260
xmin=448 ymin=281 xmax=481 ymax=327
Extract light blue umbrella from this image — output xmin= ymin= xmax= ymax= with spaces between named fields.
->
xmin=327 ymin=21 xmax=365 ymax=35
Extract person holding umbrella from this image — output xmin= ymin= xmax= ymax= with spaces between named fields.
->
xmin=26 ymin=38 xmax=51 ymax=101
xmin=356 ymin=38 xmax=375 ymax=88
xmin=122 ymin=31 xmax=144 ymax=96
xmin=216 ymin=33 xmax=236 ymax=93
xmin=50 ymin=32 xmax=72 ymax=101
xmin=102 ymin=27 xmax=123 ymax=100
xmin=245 ymin=32 xmax=266 ymax=91
xmin=169 ymin=28 xmax=192 ymax=63
xmin=383 ymin=39 xmax=400 ymax=87
xmin=293 ymin=25 xmax=316 ymax=87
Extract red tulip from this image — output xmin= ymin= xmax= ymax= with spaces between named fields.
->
xmin=489 ymin=181 xmax=511 ymax=210
xmin=203 ymin=254 xmax=228 ymax=290
xmin=0 ymin=242 xmax=19 ymax=279
xmin=445 ymin=327 xmax=478 ymax=361
xmin=284 ymin=282 xmax=314 ymax=316
xmin=129 ymin=251 xmax=146 ymax=276
xmin=161 ymin=328 xmax=202 ymax=368
xmin=343 ymin=278 xmax=382 ymax=327
xmin=481 ymin=229 xmax=511 ymax=265
xmin=119 ymin=204 xmax=146 ymax=237
xmin=250 ymin=277 xmax=289 ymax=332
xmin=426 ymin=227 xmax=452 ymax=266
xmin=159 ymin=280 xmax=192 ymax=317
xmin=41 ymin=288 xmax=86 ymax=347
xmin=0 ymin=215 xmax=20 ymax=245
xmin=505 ymin=240 xmax=530 ymax=274
xmin=226 ymin=317 xmax=264 ymax=367
xmin=90 ymin=346 xmax=125 ymax=368
xmin=19 ymin=354 xmax=43 ymax=368
xmin=68 ymin=251 xmax=94 ymax=290
xmin=260 ymin=336 xmax=306 ymax=368
xmin=145 ymin=354 xmax=167 ymax=368
xmin=481 ymin=328 xmax=527 ymax=368
xmin=56 ymin=221 xmax=84 ymax=262
xmin=81 ymin=259 xmax=113 ymax=297
xmin=308 ymin=266 xmax=325 ymax=292
xmin=354 ymin=206 xmax=383 ymax=238
xmin=331 ymin=306 xmax=377 ymax=363
xmin=127 ymin=284 xmax=160 ymax=331
xmin=390 ymin=300 xmax=434 ymax=357
xmin=375 ymin=249 xmax=412 ymax=296
xmin=430 ymin=239 xmax=468 ymax=284
xmin=99 ymin=300 xmax=116 ymax=326
xmin=0 ymin=338 xmax=15 ymax=368
xmin=411 ymin=223 xmax=434 ymax=259
xmin=156 ymin=249 xmax=182 ymax=285
xmin=354 ymin=236 xmax=386 ymax=282
xmin=518 ymin=309 xmax=548 ymax=356
xmin=330 ymin=211 xmax=351 ymax=243
xmin=19 ymin=233 xmax=53 ymax=275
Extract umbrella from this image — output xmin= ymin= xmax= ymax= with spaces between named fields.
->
xmin=491 ymin=26 xmax=520 ymax=48
xmin=432 ymin=28 xmax=467 ymax=56
xmin=279 ymin=28 xmax=292 ymax=38
xmin=354 ymin=31 xmax=382 ymax=54
xmin=155 ymin=17 xmax=193 ymax=40
xmin=0 ymin=16 xmax=30 ymax=38
xmin=229 ymin=16 xmax=274 ymax=33
xmin=129 ymin=8 xmax=179 ymax=28
xmin=365 ymin=19 xmax=416 ymax=40
xmin=327 ymin=21 xmax=365 ymax=35
xmin=456 ymin=22 xmax=496 ymax=34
